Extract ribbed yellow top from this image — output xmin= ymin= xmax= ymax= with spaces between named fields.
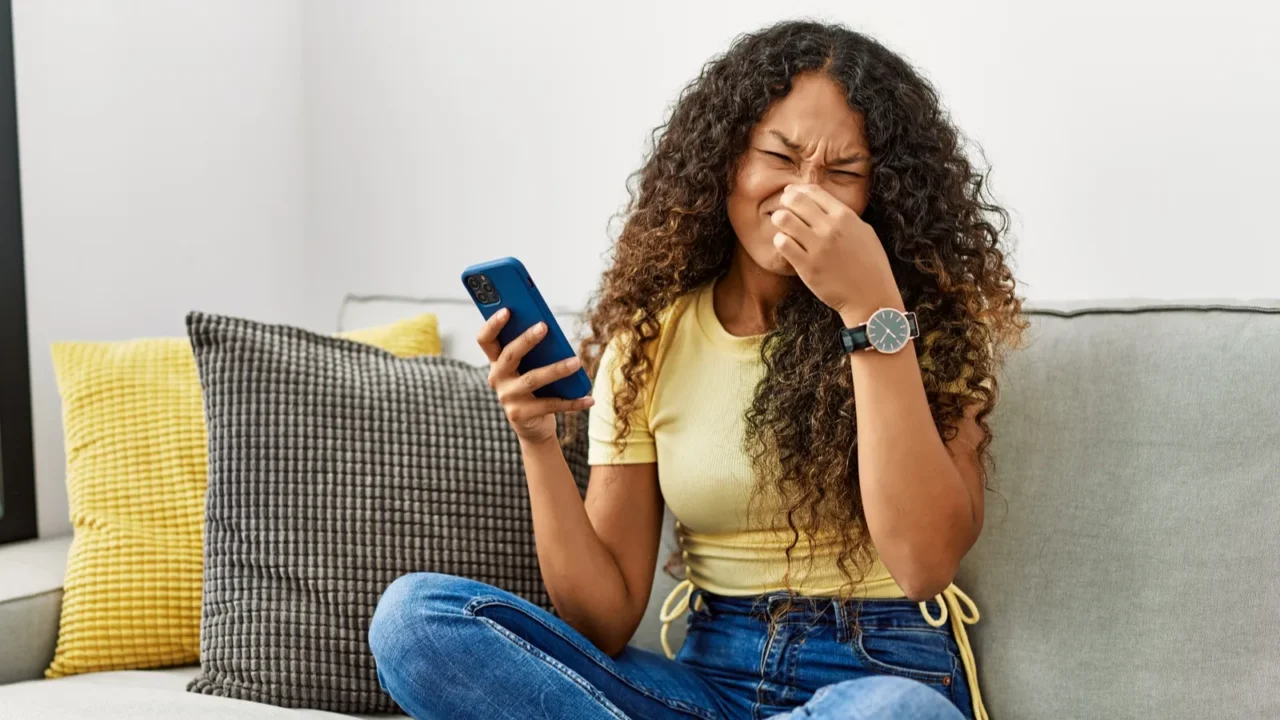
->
xmin=588 ymin=283 xmax=987 ymax=720
xmin=589 ymin=282 xmax=902 ymax=597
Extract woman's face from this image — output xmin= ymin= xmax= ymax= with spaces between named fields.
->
xmin=726 ymin=73 xmax=872 ymax=277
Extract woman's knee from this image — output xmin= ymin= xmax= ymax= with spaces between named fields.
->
xmin=368 ymin=572 xmax=487 ymax=666
xmin=803 ymin=676 xmax=964 ymax=720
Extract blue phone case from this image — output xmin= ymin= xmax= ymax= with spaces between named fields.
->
xmin=461 ymin=257 xmax=592 ymax=400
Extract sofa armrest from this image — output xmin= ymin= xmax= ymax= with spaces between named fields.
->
xmin=0 ymin=534 xmax=70 ymax=685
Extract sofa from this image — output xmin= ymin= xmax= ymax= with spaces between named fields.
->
xmin=2 ymin=296 xmax=1278 ymax=719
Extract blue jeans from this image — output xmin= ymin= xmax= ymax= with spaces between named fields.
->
xmin=369 ymin=573 xmax=971 ymax=720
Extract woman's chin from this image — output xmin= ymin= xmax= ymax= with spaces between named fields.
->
xmin=768 ymin=255 xmax=800 ymax=277
xmin=735 ymin=240 xmax=800 ymax=277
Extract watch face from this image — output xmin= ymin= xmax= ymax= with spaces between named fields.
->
xmin=867 ymin=308 xmax=911 ymax=353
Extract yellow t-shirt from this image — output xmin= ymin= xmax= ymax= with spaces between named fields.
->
xmin=587 ymin=281 xmax=989 ymax=720
xmin=587 ymin=281 xmax=903 ymax=599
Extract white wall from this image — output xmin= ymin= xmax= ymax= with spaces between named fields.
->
xmin=15 ymin=1 xmax=307 ymax=537
xmin=18 ymin=1 xmax=1280 ymax=536
xmin=302 ymin=0 xmax=1280 ymax=315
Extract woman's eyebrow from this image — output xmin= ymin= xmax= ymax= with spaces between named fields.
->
xmin=765 ymin=129 xmax=869 ymax=166
xmin=828 ymin=152 xmax=870 ymax=166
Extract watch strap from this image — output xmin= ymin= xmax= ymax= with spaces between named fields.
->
xmin=839 ymin=324 xmax=872 ymax=353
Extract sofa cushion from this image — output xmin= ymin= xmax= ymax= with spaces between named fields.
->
xmin=184 ymin=312 xmax=589 ymax=713
xmin=0 ymin=535 xmax=70 ymax=684
xmin=45 ymin=315 xmax=440 ymax=678
xmin=0 ymin=667 xmax=398 ymax=719
xmin=956 ymin=300 xmax=1280 ymax=719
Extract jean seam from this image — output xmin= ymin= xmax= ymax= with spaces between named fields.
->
xmin=753 ymin=620 xmax=784 ymax=720
xmin=857 ymin=623 xmax=952 ymax=637
xmin=783 ymin=626 xmax=802 ymax=706
xmin=831 ymin=599 xmax=847 ymax=644
xmin=470 ymin=615 xmax=630 ymax=719
xmin=946 ymin=653 xmax=963 ymax=712
xmin=463 ymin=596 xmax=718 ymax=720
xmin=852 ymin=629 xmax=953 ymax=684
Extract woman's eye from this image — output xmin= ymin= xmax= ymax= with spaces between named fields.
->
xmin=833 ymin=171 xmax=865 ymax=179
xmin=763 ymin=150 xmax=793 ymax=163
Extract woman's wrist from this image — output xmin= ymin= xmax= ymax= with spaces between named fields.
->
xmin=519 ymin=433 xmax=563 ymax=457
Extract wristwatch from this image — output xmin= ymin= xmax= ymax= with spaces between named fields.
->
xmin=839 ymin=308 xmax=919 ymax=354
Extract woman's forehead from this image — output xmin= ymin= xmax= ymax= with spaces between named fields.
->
xmin=754 ymin=77 xmax=867 ymax=151
xmin=753 ymin=116 xmax=868 ymax=156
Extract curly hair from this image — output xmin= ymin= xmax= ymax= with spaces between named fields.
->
xmin=575 ymin=19 xmax=1028 ymax=595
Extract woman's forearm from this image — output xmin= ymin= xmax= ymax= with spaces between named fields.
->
xmin=518 ymin=437 xmax=636 ymax=652
xmin=842 ymin=300 xmax=980 ymax=601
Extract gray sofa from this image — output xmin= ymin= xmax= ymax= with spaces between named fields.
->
xmin=2 ymin=298 xmax=1278 ymax=719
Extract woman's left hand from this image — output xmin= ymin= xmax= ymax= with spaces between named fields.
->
xmin=770 ymin=183 xmax=904 ymax=325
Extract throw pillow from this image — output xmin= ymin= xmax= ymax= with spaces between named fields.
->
xmin=46 ymin=314 xmax=440 ymax=678
xmin=184 ymin=311 xmax=588 ymax=713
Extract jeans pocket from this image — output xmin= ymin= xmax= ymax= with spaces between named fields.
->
xmin=852 ymin=627 xmax=955 ymax=685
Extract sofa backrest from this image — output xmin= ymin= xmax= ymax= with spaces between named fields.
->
xmin=957 ymin=300 xmax=1280 ymax=718
xmin=351 ymin=293 xmax=1280 ymax=716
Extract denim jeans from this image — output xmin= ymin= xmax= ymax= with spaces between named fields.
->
xmin=369 ymin=573 xmax=971 ymax=720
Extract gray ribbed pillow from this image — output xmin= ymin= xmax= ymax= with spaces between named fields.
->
xmin=184 ymin=311 xmax=588 ymax=713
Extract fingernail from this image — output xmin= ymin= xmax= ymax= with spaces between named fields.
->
xmin=497 ymin=308 xmax=509 ymax=318
xmin=582 ymin=397 xmax=596 ymax=407
xmin=565 ymin=356 xmax=581 ymax=369
xmin=536 ymin=322 xmax=547 ymax=334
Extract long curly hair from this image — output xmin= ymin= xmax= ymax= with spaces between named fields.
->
xmin=575 ymin=19 xmax=1028 ymax=594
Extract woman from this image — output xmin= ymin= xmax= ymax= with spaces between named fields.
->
xmin=370 ymin=19 xmax=1025 ymax=720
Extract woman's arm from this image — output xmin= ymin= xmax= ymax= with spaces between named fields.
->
xmin=477 ymin=310 xmax=663 ymax=655
xmin=840 ymin=297 xmax=987 ymax=602
xmin=768 ymin=182 xmax=987 ymax=601
xmin=520 ymin=442 xmax=663 ymax=656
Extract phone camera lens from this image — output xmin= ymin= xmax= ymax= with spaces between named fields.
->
xmin=466 ymin=273 xmax=500 ymax=304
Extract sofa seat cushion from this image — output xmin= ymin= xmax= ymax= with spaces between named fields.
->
xmin=0 ymin=667 xmax=402 ymax=719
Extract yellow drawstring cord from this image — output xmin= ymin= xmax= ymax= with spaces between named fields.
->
xmin=919 ymin=583 xmax=988 ymax=720
xmin=659 ymin=578 xmax=702 ymax=660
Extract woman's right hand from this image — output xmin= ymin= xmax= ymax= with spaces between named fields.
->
xmin=477 ymin=308 xmax=595 ymax=445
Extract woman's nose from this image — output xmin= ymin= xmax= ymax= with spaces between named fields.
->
xmin=797 ymin=163 xmax=822 ymax=185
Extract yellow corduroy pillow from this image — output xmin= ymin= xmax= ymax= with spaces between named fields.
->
xmin=47 ymin=314 xmax=440 ymax=678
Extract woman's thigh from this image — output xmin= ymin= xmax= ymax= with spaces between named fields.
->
xmin=369 ymin=572 xmax=726 ymax=720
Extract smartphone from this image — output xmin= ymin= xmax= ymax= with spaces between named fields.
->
xmin=461 ymin=257 xmax=592 ymax=400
